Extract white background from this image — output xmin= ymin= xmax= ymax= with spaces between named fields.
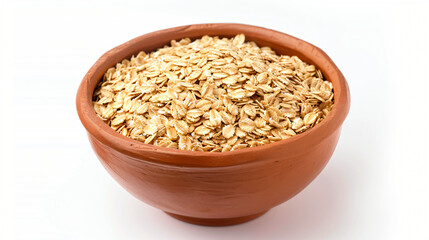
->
xmin=1 ymin=0 xmax=428 ymax=239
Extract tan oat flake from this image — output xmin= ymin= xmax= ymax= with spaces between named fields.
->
xmin=93 ymin=34 xmax=334 ymax=152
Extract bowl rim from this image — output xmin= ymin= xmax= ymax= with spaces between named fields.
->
xmin=76 ymin=23 xmax=350 ymax=167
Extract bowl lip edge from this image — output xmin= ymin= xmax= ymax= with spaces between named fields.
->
xmin=76 ymin=23 xmax=351 ymax=167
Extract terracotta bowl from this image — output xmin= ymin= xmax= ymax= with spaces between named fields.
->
xmin=76 ymin=23 xmax=350 ymax=226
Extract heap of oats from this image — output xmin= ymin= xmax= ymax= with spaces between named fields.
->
xmin=93 ymin=34 xmax=334 ymax=152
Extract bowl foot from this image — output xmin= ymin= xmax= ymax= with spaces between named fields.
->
xmin=164 ymin=211 xmax=268 ymax=226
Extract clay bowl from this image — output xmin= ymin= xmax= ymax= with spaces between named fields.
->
xmin=76 ymin=23 xmax=350 ymax=226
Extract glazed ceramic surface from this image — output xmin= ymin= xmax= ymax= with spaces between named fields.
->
xmin=76 ymin=23 xmax=350 ymax=226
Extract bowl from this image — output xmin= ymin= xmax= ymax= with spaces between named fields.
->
xmin=76 ymin=23 xmax=350 ymax=226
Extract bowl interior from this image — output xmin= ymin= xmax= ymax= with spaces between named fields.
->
xmin=77 ymin=23 xmax=350 ymax=167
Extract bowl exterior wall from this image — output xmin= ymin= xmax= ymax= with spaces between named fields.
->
xmin=88 ymin=126 xmax=341 ymax=219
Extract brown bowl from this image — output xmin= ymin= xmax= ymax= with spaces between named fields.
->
xmin=76 ymin=23 xmax=350 ymax=226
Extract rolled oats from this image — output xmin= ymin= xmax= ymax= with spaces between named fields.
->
xmin=93 ymin=34 xmax=334 ymax=152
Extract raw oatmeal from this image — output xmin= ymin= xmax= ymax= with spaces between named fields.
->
xmin=92 ymin=34 xmax=334 ymax=152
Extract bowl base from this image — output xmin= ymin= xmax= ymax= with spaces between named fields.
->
xmin=164 ymin=211 xmax=268 ymax=226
